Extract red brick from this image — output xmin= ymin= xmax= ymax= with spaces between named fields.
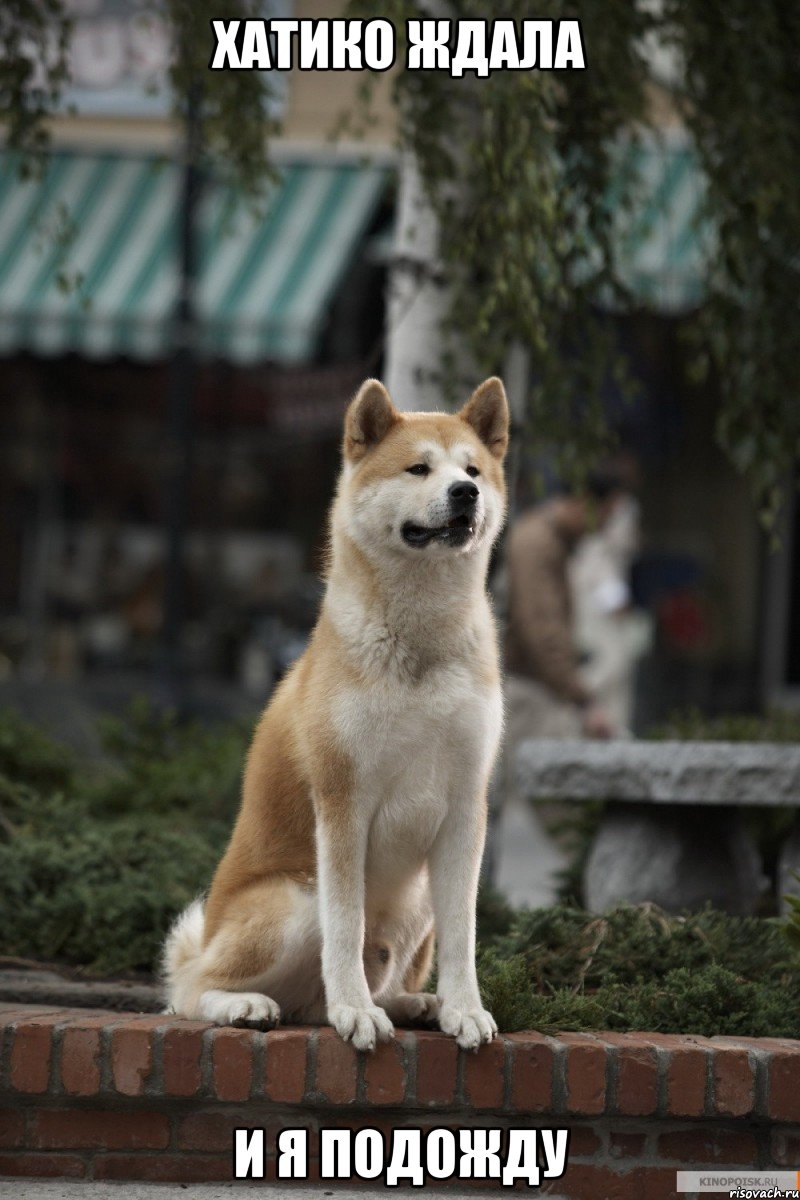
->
xmin=264 ymin=1028 xmax=308 ymax=1103
xmin=544 ymin=1163 xmax=638 ymax=1200
xmin=314 ymin=1028 xmax=358 ymax=1104
xmin=0 ymin=1106 xmax=25 ymax=1148
xmin=658 ymin=1128 xmax=758 ymax=1165
xmin=363 ymin=1035 xmax=407 ymax=1105
xmin=0 ymin=1152 xmax=86 ymax=1178
xmin=771 ymin=1128 xmax=800 ymax=1166
xmin=666 ymin=1044 xmax=708 ymax=1118
xmin=9 ymin=1016 xmax=63 ymax=1093
xmin=641 ymin=1165 xmax=683 ymax=1200
xmin=162 ymin=1022 xmax=207 ymax=1097
xmin=562 ymin=1033 xmax=606 ymax=1116
xmin=464 ymin=1036 xmax=506 ymax=1110
xmin=110 ymin=1024 xmax=156 ymax=1096
xmin=31 ymin=1108 xmax=169 ymax=1151
xmin=608 ymin=1131 xmax=646 ymax=1159
xmin=94 ymin=1153 xmax=231 ymax=1183
xmin=603 ymin=1034 xmax=658 ymax=1116
xmin=415 ymin=1032 xmax=458 ymax=1106
xmin=568 ymin=1126 xmax=603 ymax=1156
xmin=211 ymin=1027 xmax=254 ymax=1102
xmin=712 ymin=1047 xmax=755 ymax=1117
xmin=508 ymin=1033 xmax=555 ymax=1113
xmin=177 ymin=1110 xmax=241 ymax=1152
xmin=642 ymin=1032 xmax=710 ymax=1113
xmin=60 ymin=1027 xmax=103 ymax=1097
xmin=769 ymin=1048 xmax=800 ymax=1122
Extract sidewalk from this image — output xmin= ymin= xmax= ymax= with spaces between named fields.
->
xmin=493 ymin=795 xmax=567 ymax=909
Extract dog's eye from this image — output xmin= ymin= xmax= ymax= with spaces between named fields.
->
xmin=466 ymin=465 xmax=480 ymax=478
xmin=406 ymin=463 xmax=430 ymax=476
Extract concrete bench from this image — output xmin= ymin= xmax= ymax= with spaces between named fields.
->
xmin=516 ymin=739 xmax=800 ymax=914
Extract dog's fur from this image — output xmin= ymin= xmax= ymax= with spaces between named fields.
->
xmin=163 ymin=376 xmax=509 ymax=1051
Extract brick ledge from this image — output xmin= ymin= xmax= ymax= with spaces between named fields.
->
xmin=3 ymin=1002 xmax=799 ymax=1118
xmin=2 ymin=1003 xmax=800 ymax=1192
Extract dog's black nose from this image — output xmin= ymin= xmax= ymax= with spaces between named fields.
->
xmin=448 ymin=480 xmax=479 ymax=508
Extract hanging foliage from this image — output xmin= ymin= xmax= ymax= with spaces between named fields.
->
xmin=662 ymin=0 xmax=800 ymax=527
xmin=0 ymin=0 xmax=71 ymax=168
xmin=353 ymin=1 xmax=800 ymax=514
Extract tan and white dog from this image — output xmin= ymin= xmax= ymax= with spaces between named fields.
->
xmin=163 ymin=376 xmax=509 ymax=1051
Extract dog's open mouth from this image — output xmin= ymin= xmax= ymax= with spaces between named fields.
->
xmin=401 ymin=513 xmax=476 ymax=548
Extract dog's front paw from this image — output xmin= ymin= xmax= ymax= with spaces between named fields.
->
xmin=438 ymin=1002 xmax=497 ymax=1050
xmin=329 ymin=1003 xmax=394 ymax=1051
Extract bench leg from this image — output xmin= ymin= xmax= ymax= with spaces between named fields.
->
xmin=583 ymin=803 xmax=766 ymax=915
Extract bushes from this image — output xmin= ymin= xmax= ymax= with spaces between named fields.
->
xmin=0 ymin=703 xmax=247 ymax=974
xmin=475 ymin=895 xmax=800 ymax=1037
xmin=2 ymin=704 xmax=800 ymax=1037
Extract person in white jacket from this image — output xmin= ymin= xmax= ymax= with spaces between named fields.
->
xmin=570 ymin=492 xmax=652 ymax=734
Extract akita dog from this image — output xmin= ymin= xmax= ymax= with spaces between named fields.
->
xmin=163 ymin=376 xmax=509 ymax=1051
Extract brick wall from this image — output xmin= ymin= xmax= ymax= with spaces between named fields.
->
xmin=1 ymin=1004 xmax=799 ymax=1197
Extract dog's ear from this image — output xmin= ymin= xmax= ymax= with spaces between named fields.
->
xmin=459 ymin=377 xmax=509 ymax=460
xmin=344 ymin=379 xmax=400 ymax=462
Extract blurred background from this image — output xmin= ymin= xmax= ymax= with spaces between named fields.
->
xmin=0 ymin=1 xmax=797 ymax=742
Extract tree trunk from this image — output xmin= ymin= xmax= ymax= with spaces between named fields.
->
xmin=383 ymin=152 xmax=451 ymax=412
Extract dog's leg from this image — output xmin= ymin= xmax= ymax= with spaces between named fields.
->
xmin=382 ymin=928 xmax=439 ymax=1025
xmin=316 ymin=808 xmax=394 ymax=1051
xmin=428 ymin=794 xmax=497 ymax=1050
xmin=167 ymin=877 xmax=319 ymax=1027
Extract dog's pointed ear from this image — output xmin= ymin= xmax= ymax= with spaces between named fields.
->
xmin=459 ymin=377 xmax=509 ymax=460
xmin=344 ymin=379 xmax=400 ymax=462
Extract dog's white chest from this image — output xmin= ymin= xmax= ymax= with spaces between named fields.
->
xmin=333 ymin=662 xmax=501 ymax=885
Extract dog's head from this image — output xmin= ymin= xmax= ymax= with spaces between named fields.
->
xmin=336 ymin=377 xmax=509 ymax=562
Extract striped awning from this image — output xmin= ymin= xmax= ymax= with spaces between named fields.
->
xmin=611 ymin=133 xmax=711 ymax=313
xmin=0 ymin=152 xmax=389 ymax=363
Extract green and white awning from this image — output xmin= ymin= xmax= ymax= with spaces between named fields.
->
xmin=611 ymin=133 xmax=711 ymax=312
xmin=0 ymin=152 xmax=389 ymax=363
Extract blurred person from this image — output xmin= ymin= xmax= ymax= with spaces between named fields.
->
xmin=570 ymin=489 xmax=653 ymax=733
xmin=503 ymin=468 xmax=627 ymax=744
xmin=489 ymin=469 xmax=628 ymax=909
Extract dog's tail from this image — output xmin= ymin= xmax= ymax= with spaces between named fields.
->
xmin=161 ymin=898 xmax=206 ymax=1015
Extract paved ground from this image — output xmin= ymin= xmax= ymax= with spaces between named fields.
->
xmin=0 ymin=1184 xmax=568 ymax=1199
xmin=493 ymin=796 xmax=566 ymax=909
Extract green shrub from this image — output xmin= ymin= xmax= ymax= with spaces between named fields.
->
xmin=0 ymin=701 xmax=246 ymax=975
xmin=648 ymin=706 xmax=800 ymax=743
xmin=0 ymin=707 xmax=74 ymax=791
xmin=90 ymin=697 xmax=248 ymax=820
xmin=475 ymin=902 xmax=800 ymax=1037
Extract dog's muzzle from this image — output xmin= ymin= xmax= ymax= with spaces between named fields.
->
xmin=401 ymin=482 xmax=480 ymax=548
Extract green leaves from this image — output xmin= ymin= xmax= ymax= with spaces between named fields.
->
xmin=0 ymin=702 xmax=248 ymax=975
xmin=476 ymin=897 xmax=800 ymax=1036
xmin=352 ymin=0 xmax=800 ymax=514
xmin=784 ymin=874 xmax=800 ymax=953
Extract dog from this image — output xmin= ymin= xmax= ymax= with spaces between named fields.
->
xmin=163 ymin=376 xmax=509 ymax=1051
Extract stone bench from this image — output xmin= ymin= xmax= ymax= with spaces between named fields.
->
xmin=516 ymin=740 xmax=800 ymax=914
